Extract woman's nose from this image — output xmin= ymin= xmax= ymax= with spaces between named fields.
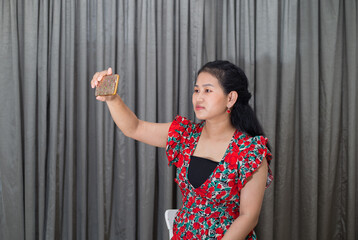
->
xmin=196 ymin=93 xmax=204 ymax=101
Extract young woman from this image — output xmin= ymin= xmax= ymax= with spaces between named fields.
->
xmin=91 ymin=60 xmax=273 ymax=240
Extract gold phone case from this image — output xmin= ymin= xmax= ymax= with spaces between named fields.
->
xmin=95 ymin=74 xmax=120 ymax=96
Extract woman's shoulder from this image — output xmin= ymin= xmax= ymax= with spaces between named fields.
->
xmin=170 ymin=115 xmax=203 ymax=133
xmin=233 ymin=132 xmax=270 ymax=157
xmin=246 ymin=134 xmax=269 ymax=146
xmin=238 ymin=134 xmax=272 ymax=163
xmin=234 ymin=132 xmax=268 ymax=145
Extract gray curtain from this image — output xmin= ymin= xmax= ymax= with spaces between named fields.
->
xmin=0 ymin=0 xmax=357 ymax=239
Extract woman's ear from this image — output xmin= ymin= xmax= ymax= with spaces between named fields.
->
xmin=227 ymin=91 xmax=238 ymax=108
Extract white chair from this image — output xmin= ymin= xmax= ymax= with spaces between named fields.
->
xmin=165 ymin=209 xmax=178 ymax=239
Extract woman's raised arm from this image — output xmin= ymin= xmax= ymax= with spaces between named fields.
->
xmin=91 ymin=68 xmax=171 ymax=148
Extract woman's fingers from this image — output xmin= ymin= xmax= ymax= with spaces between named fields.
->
xmin=96 ymin=68 xmax=113 ymax=85
xmin=91 ymin=67 xmax=113 ymax=88
xmin=96 ymin=96 xmax=106 ymax=102
xmin=96 ymin=94 xmax=117 ymax=102
xmin=91 ymin=72 xmax=100 ymax=88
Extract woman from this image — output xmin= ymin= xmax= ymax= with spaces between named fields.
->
xmin=91 ymin=60 xmax=273 ymax=240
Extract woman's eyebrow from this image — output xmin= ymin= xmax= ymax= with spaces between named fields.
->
xmin=194 ymin=83 xmax=215 ymax=87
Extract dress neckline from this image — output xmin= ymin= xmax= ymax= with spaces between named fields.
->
xmin=191 ymin=155 xmax=219 ymax=164
xmin=187 ymin=121 xmax=238 ymax=190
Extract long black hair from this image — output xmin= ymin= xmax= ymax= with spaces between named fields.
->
xmin=198 ymin=60 xmax=265 ymax=137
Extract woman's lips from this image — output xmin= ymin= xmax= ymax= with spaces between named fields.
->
xmin=195 ymin=106 xmax=205 ymax=110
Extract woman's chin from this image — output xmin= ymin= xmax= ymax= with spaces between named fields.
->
xmin=194 ymin=112 xmax=206 ymax=120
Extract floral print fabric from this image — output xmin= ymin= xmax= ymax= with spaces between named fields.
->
xmin=166 ymin=116 xmax=273 ymax=240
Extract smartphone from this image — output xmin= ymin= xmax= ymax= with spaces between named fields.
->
xmin=95 ymin=74 xmax=120 ymax=96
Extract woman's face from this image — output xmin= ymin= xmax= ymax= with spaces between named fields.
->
xmin=192 ymin=72 xmax=228 ymax=120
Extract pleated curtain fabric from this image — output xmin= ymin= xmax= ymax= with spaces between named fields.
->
xmin=0 ymin=0 xmax=357 ymax=240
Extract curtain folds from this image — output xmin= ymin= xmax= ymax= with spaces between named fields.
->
xmin=0 ymin=0 xmax=357 ymax=239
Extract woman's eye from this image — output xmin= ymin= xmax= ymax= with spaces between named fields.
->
xmin=205 ymin=89 xmax=211 ymax=93
xmin=194 ymin=89 xmax=199 ymax=93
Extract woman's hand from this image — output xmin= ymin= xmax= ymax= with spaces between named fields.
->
xmin=90 ymin=67 xmax=116 ymax=102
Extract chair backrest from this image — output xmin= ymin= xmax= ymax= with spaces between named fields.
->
xmin=164 ymin=209 xmax=178 ymax=239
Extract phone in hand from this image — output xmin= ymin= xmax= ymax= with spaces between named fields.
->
xmin=95 ymin=74 xmax=120 ymax=96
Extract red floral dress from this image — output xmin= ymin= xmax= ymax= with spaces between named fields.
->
xmin=166 ymin=116 xmax=273 ymax=240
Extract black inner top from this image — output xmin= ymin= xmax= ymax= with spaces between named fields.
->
xmin=188 ymin=156 xmax=219 ymax=188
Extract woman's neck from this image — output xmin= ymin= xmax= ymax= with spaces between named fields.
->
xmin=203 ymin=117 xmax=236 ymax=139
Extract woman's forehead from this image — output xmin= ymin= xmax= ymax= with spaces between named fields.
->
xmin=195 ymin=72 xmax=220 ymax=86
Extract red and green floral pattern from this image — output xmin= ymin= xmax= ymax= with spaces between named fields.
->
xmin=166 ymin=116 xmax=273 ymax=240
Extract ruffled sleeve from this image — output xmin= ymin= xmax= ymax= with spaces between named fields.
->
xmin=166 ymin=115 xmax=192 ymax=167
xmin=238 ymin=135 xmax=273 ymax=189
